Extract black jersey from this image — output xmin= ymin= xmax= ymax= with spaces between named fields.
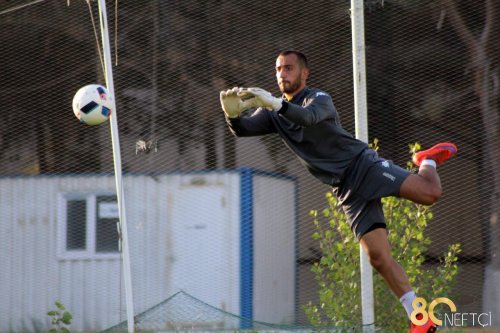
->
xmin=226 ymin=86 xmax=368 ymax=186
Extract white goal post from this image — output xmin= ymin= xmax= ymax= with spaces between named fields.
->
xmin=97 ymin=1 xmax=135 ymax=332
xmin=350 ymin=0 xmax=375 ymax=332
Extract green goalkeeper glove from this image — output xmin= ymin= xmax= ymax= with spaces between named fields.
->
xmin=220 ymin=87 xmax=258 ymax=118
xmin=238 ymin=87 xmax=283 ymax=111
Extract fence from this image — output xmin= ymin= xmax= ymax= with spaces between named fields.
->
xmin=0 ymin=0 xmax=498 ymax=331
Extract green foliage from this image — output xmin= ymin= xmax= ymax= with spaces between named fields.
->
xmin=47 ymin=300 xmax=72 ymax=333
xmin=303 ymin=143 xmax=461 ymax=332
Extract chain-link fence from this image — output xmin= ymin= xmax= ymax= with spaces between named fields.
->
xmin=0 ymin=0 xmax=499 ymax=332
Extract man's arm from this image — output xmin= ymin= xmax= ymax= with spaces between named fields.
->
xmin=279 ymin=92 xmax=337 ymax=127
xmin=238 ymin=87 xmax=337 ymax=128
xmin=226 ymin=108 xmax=277 ymax=137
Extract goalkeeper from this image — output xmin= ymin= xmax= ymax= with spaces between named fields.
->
xmin=220 ymin=50 xmax=456 ymax=333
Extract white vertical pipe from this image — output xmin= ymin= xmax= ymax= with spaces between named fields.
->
xmin=97 ymin=1 xmax=135 ymax=332
xmin=350 ymin=0 xmax=375 ymax=332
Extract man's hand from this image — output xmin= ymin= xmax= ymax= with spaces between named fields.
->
xmin=220 ymin=87 xmax=258 ymax=118
xmin=238 ymin=87 xmax=283 ymax=111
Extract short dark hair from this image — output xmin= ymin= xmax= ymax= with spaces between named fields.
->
xmin=278 ymin=50 xmax=309 ymax=69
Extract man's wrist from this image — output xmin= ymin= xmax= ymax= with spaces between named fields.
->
xmin=277 ymin=101 xmax=288 ymax=114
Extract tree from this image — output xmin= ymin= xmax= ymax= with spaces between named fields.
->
xmin=438 ymin=0 xmax=500 ymax=324
xmin=440 ymin=0 xmax=500 ymax=268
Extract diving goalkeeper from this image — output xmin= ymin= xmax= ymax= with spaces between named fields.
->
xmin=220 ymin=50 xmax=456 ymax=333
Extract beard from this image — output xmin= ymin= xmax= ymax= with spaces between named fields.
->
xmin=279 ymin=76 xmax=302 ymax=94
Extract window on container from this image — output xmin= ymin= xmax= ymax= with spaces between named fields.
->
xmin=66 ymin=200 xmax=87 ymax=250
xmin=61 ymin=194 xmax=119 ymax=258
xmin=96 ymin=195 xmax=119 ymax=253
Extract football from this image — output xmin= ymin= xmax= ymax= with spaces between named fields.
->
xmin=72 ymin=84 xmax=113 ymax=125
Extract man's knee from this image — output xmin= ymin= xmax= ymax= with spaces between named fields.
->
xmin=400 ymin=175 xmax=443 ymax=205
xmin=367 ymin=250 xmax=393 ymax=272
xmin=421 ymin=186 xmax=442 ymax=205
xmin=360 ymin=228 xmax=394 ymax=272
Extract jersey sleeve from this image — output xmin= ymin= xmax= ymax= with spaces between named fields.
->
xmin=279 ymin=91 xmax=337 ymax=127
xmin=225 ymin=107 xmax=277 ymax=137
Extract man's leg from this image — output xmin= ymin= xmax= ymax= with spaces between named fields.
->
xmin=399 ymin=167 xmax=442 ymax=205
xmin=359 ymin=228 xmax=411 ymax=298
xmin=399 ymin=142 xmax=457 ymax=205
xmin=360 ymin=228 xmax=439 ymax=332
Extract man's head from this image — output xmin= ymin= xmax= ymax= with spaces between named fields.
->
xmin=276 ymin=50 xmax=309 ymax=99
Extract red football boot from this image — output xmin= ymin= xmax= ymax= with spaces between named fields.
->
xmin=409 ymin=314 xmax=438 ymax=333
xmin=413 ymin=142 xmax=457 ymax=167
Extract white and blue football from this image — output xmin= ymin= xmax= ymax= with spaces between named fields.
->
xmin=72 ymin=84 xmax=112 ymax=125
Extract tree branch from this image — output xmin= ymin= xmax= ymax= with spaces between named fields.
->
xmin=441 ymin=0 xmax=477 ymax=55
xmin=481 ymin=0 xmax=494 ymax=46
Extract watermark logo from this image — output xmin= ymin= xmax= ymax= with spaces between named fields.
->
xmin=410 ymin=297 xmax=492 ymax=328
xmin=411 ymin=297 xmax=456 ymax=326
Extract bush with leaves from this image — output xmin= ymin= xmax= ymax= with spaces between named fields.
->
xmin=303 ymin=143 xmax=461 ymax=332
xmin=47 ymin=301 xmax=72 ymax=333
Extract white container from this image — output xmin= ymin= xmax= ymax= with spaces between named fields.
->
xmin=0 ymin=168 xmax=297 ymax=331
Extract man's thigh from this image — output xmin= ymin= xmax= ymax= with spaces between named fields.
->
xmin=354 ymin=152 xmax=412 ymax=200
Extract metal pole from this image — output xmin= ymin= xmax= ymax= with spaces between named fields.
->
xmin=350 ymin=0 xmax=375 ymax=332
xmin=97 ymin=1 xmax=135 ymax=332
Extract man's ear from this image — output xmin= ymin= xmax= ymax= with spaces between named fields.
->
xmin=302 ymin=68 xmax=310 ymax=81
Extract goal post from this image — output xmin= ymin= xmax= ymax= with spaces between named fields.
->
xmin=350 ymin=0 xmax=375 ymax=332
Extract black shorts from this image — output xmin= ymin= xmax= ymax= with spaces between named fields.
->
xmin=333 ymin=149 xmax=412 ymax=240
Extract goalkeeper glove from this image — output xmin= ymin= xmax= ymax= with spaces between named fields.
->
xmin=220 ymin=87 xmax=258 ymax=118
xmin=238 ymin=87 xmax=283 ymax=111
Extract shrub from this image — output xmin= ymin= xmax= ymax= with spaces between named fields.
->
xmin=303 ymin=143 xmax=461 ymax=332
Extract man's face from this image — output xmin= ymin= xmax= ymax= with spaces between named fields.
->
xmin=276 ymin=54 xmax=308 ymax=96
